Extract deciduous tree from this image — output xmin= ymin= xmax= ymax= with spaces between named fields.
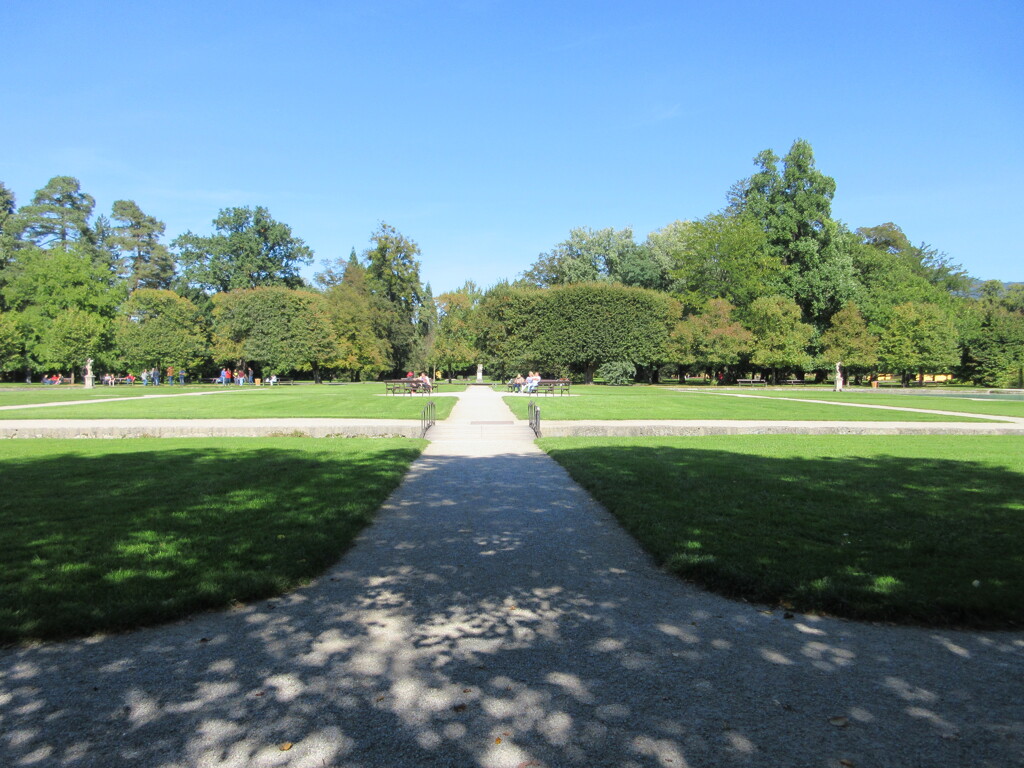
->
xmin=745 ymin=295 xmax=814 ymax=382
xmin=212 ymin=287 xmax=335 ymax=380
xmin=669 ymin=298 xmax=753 ymax=377
xmin=877 ymin=302 xmax=959 ymax=385
xmin=115 ymin=289 xmax=208 ymax=372
xmin=174 ymin=206 xmax=312 ymax=295
xmin=819 ymin=301 xmax=879 ymax=379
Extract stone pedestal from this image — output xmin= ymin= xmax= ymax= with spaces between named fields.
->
xmin=84 ymin=374 xmax=95 ymax=389
xmin=476 ymin=364 xmax=483 ymax=382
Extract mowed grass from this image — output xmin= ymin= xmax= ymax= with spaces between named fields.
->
xmin=503 ymin=385 xmax=996 ymax=422
xmin=719 ymin=388 xmax=1024 ymax=419
xmin=0 ymin=437 xmax=424 ymax=644
xmin=0 ymin=382 xmax=460 ymax=420
xmin=537 ymin=435 xmax=1024 ymax=628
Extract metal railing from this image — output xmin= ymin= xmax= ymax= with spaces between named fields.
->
xmin=420 ymin=400 xmax=436 ymax=438
xmin=528 ymin=400 xmax=541 ymax=438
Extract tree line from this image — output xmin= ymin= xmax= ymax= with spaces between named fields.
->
xmin=1 ymin=139 xmax=1022 ymax=387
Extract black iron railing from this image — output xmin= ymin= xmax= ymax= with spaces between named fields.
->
xmin=420 ymin=400 xmax=436 ymax=438
xmin=528 ymin=400 xmax=541 ymax=438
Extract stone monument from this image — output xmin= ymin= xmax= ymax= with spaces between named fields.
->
xmin=476 ymin=363 xmax=483 ymax=383
xmin=84 ymin=357 xmax=95 ymax=389
xmin=834 ymin=361 xmax=843 ymax=392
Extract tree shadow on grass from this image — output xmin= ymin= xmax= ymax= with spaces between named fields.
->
xmin=1 ymin=447 xmax=1020 ymax=768
xmin=0 ymin=440 xmax=423 ymax=644
xmin=542 ymin=443 xmax=1024 ymax=629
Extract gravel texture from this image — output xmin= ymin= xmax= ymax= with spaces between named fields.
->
xmin=1 ymin=387 xmax=1022 ymax=767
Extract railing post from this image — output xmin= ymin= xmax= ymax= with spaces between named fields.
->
xmin=528 ymin=399 xmax=541 ymax=438
xmin=420 ymin=400 xmax=436 ymax=439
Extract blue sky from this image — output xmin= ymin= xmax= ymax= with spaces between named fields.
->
xmin=2 ymin=0 xmax=1021 ymax=292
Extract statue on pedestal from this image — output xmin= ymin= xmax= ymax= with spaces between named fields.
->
xmin=476 ymin=363 xmax=483 ymax=382
xmin=84 ymin=357 xmax=95 ymax=389
xmin=834 ymin=361 xmax=844 ymax=392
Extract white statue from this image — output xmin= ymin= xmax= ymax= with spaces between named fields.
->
xmin=476 ymin=363 xmax=483 ymax=382
xmin=85 ymin=358 xmax=93 ymax=377
xmin=834 ymin=361 xmax=844 ymax=392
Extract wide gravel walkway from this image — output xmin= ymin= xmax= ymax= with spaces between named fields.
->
xmin=1 ymin=387 xmax=1021 ymax=768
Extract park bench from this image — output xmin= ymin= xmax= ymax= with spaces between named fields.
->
xmin=782 ymin=379 xmax=806 ymax=385
xmin=384 ymin=379 xmax=437 ymax=395
xmin=530 ymin=378 xmax=571 ymax=396
xmin=737 ymin=378 xmax=767 ymax=387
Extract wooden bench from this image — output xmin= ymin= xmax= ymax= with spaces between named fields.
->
xmin=737 ymin=378 xmax=767 ymax=387
xmin=782 ymin=379 xmax=806 ymax=385
xmin=384 ymin=379 xmax=436 ymax=395
xmin=529 ymin=378 xmax=571 ymax=396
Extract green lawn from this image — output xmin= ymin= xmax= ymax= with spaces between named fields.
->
xmin=0 ymin=437 xmax=425 ymax=644
xmin=0 ymin=382 xmax=461 ymax=420
xmin=711 ymin=388 xmax=1024 ymax=419
xmin=537 ymin=435 xmax=1024 ymax=628
xmin=503 ymin=385 xmax=997 ymax=422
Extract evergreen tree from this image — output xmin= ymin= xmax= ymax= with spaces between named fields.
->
xmin=12 ymin=176 xmax=95 ymax=250
xmin=110 ymin=200 xmax=175 ymax=290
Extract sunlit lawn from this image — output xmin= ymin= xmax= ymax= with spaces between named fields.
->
xmin=714 ymin=388 xmax=1024 ymax=419
xmin=538 ymin=435 xmax=1024 ymax=628
xmin=503 ymin=385 xmax=997 ymax=421
xmin=0 ymin=382 xmax=461 ymax=420
xmin=0 ymin=437 xmax=425 ymax=644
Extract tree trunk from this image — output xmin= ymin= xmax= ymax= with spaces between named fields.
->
xmin=585 ymin=362 xmax=597 ymax=385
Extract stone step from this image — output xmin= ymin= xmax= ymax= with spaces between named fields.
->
xmin=427 ymin=423 xmax=536 ymax=441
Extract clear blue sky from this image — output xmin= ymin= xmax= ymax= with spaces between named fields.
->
xmin=2 ymin=0 xmax=1021 ymax=292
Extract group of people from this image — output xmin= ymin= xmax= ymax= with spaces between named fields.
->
xmin=218 ymin=367 xmax=254 ymax=385
xmin=41 ymin=373 xmax=66 ymax=385
xmin=140 ymin=367 xmax=186 ymax=386
xmin=405 ymin=370 xmax=433 ymax=392
xmin=509 ymin=371 xmax=541 ymax=393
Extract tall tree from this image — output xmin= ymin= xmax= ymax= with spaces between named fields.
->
xmin=521 ymin=227 xmax=651 ymax=288
xmin=363 ymin=222 xmax=424 ymax=374
xmin=322 ymin=257 xmax=391 ymax=380
xmin=110 ymin=200 xmax=175 ymax=290
xmin=653 ymin=213 xmax=777 ymax=310
xmin=11 ymin=176 xmax=95 ymax=250
xmin=858 ymin=222 xmax=970 ymax=295
xmin=741 ymin=140 xmax=857 ymax=326
xmin=0 ymin=182 xmax=16 ymax=305
xmin=174 ymin=206 xmax=312 ymax=295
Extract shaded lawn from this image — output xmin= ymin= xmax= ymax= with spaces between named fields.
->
xmin=0 ymin=382 xmax=460 ymax=420
xmin=0 ymin=437 xmax=425 ymax=644
xmin=537 ymin=435 xmax=1024 ymax=628
xmin=504 ymin=386 xmax=994 ymax=422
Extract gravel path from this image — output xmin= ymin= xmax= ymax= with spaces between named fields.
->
xmin=1 ymin=387 xmax=1022 ymax=767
